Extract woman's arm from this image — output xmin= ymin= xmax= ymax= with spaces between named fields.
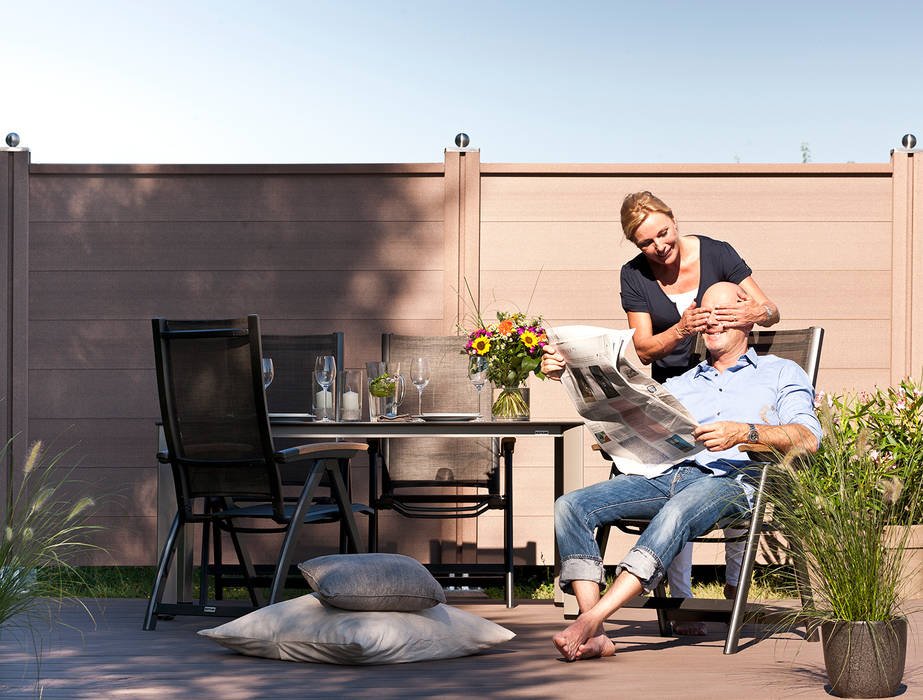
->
xmin=627 ymin=307 xmax=708 ymax=365
xmin=713 ymin=276 xmax=780 ymax=328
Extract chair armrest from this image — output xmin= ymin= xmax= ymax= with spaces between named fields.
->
xmin=737 ymin=443 xmax=774 ymax=463
xmin=275 ymin=441 xmax=368 ymax=463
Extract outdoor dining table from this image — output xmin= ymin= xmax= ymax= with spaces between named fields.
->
xmin=156 ymin=417 xmax=585 ymax=605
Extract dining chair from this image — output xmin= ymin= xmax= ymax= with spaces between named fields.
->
xmin=369 ymin=334 xmax=517 ymax=606
xmin=144 ymin=315 xmax=367 ymax=630
xmin=256 ymin=332 xmax=371 ymax=560
xmin=590 ymin=326 xmax=825 ymax=653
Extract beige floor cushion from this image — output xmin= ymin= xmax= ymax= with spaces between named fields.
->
xmin=198 ymin=593 xmax=515 ymax=665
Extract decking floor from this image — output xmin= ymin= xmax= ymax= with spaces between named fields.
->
xmin=1 ymin=595 xmax=920 ymax=699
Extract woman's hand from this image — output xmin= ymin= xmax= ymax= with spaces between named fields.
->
xmin=675 ymin=302 xmax=709 ymax=338
xmin=712 ymin=288 xmax=768 ymax=328
xmin=541 ymin=345 xmax=567 ymax=381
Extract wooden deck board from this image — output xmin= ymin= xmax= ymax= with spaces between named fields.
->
xmin=1 ymin=596 xmax=920 ymax=698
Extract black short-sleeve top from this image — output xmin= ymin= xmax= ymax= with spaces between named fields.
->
xmin=619 ymin=235 xmax=752 ymax=382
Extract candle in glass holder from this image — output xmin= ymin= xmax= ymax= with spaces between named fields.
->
xmin=314 ymin=389 xmax=333 ymax=420
xmin=341 ymin=390 xmax=360 ymax=421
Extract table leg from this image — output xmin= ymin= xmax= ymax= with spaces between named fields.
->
xmin=554 ymin=426 xmax=584 ymax=612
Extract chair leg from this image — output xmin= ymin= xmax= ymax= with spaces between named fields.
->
xmin=143 ymin=512 xmax=181 ymax=631
xmin=198 ymin=519 xmax=211 ymax=607
xmin=652 ymin=581 xmax=672 ymax=636
xmin=223 ymin=517 xmax=264 ymax=608
xmin=724 ymin=466 xmax=770 ymax=655
xmin=327 ymin=460 xmax=366 ymax=555
xmin=367 ymin=440 xmax=380 ymax=553
xmin=595 ymin=524 xmax=611 ymax=560
xmin=269 ymin=462 xmax=327 ymax=605
xmin=793 ymin=546 xmax=820 ymax=642
xmin=212 ymin=514 xmax=224 ymax=601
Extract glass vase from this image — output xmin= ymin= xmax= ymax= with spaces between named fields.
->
xmin=491 ymin=384 xmax=530 ymax=421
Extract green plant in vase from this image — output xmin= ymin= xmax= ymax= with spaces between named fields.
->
xmin=767 ymin=382 xmax=923 ymax=698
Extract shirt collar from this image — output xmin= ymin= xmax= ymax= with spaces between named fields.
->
xmin=693 ymin=346 xmax=759 ymax=377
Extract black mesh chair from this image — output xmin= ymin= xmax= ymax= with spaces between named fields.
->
xmin=261 ymin=332 xmax=344 ymax=415
xmin=369 ymin=334 xmax=517 ymax=606
xmin=259 ymin=332 xmax=371 ymax=556
xmin=144 ymin=315 xmax=367 ymax=630
xmin=590 ymin=326 xmax=825 ymax=653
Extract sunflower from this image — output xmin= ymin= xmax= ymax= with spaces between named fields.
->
xmin=472 ymin=336 xmax=491 ymax=355
xmin=520 ymin=330 xmax=539 ymax=350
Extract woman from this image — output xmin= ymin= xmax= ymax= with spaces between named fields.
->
xmin=619 ymin=190 xmax=779 ymax=382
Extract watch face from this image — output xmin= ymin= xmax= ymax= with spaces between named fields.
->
xmin=748 ymin=426 xmax=759 ymax=442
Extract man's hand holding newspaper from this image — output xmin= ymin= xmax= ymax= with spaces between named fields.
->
xmin=545 ymin=326 xmax=704 ymax=477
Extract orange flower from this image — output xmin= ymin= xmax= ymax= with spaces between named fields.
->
xmin=498 ymin=319 xmax=514 ymax=336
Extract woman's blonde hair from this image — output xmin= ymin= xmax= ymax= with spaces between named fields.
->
xmin=620 ymin=191 xmax=674 ymax=241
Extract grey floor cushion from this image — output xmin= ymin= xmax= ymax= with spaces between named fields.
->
xmin=198 ymin=593 xmax=515 ymax=664
xmin=298 ymin=553 xmax=446 ymax=611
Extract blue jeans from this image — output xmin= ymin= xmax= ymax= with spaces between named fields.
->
xmin=555 ymin=464 xmax=753 ymax=594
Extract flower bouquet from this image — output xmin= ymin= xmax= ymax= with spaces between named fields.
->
xmin=462 ymin=311 xmax=547 ymax=420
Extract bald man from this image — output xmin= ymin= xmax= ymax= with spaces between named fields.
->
xmin=543 ymin=282 xmax=822 ymax=661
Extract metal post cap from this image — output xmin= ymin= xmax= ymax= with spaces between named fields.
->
xmin=5 ymin=132 xmax=20 ymax=147
xmin=454 ymin=133 xmax=470 ymax=148
xmin=901 ymin=134 xmax=916 ymax=149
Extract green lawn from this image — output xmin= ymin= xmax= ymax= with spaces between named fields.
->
xmin=41 ymin=564 xmax=795 ymax=601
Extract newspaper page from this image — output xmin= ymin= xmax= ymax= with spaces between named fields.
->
xmin=546 ymin=326 xmax=703 ymax=475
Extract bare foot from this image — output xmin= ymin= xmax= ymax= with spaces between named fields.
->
xmin=552 ymin=615 xmax=600 ymax=661
xmin=672 ymin=621 xmax=707 ymax=636
xmin=576 ymin=632 xmax=616 ymax=659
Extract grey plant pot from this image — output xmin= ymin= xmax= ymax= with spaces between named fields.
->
xmin=821 ymin=618 xmax=907 ymax=698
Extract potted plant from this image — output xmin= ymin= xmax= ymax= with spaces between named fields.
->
xmin=767 ymin=378 xmax=922 ymax=697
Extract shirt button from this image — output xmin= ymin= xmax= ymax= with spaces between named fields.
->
xmin=719 ymin=388 xmax=723 ymax=392
xmin=717 ymin=411 xmax=721 ymax=415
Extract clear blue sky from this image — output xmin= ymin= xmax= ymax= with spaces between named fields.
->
xmin=4 ymin=0 xmax=921 ymax=164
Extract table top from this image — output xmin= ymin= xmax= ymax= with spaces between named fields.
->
xmin=269 ymin=416 xmax=583 ymax=438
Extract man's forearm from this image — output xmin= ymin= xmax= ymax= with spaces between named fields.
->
xmin=752 ymin=423 xmax=818 ymax=453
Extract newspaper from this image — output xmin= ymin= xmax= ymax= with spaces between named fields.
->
xmin=546 ymin=326 xmax=703 ymax=476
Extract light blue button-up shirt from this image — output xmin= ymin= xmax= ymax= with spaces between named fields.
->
xmin=664 ymin=347 xmax=823 ymax=476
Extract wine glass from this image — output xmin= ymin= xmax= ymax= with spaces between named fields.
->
xmin=468 ymin=356 xmax=488 ymax=420
xmin=313 ymin=355 xmax=336 ymax=421
xmin=410 ymin=357 xmax=430 ymax=418
xmin=261 ymin=358 xmax=274 ymax=390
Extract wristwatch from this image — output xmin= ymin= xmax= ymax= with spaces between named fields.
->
xmin=747 ymin=423 xmax=760 ymax=443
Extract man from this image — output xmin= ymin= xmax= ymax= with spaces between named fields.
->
xmin=541 ymin=282 xmax=821 ymax=661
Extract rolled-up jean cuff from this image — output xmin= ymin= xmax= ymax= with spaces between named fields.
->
xmin=559 ymin=555 xmax=605 ymax=594
xmin=616 ymin=546 xmax=664 ymax=594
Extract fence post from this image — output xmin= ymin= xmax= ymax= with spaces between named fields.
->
xmin=890 ymin=146 xmax=923 ymax=383
xmin=0 ymin=137 xmax=30 ymax=513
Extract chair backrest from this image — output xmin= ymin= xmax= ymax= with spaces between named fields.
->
xmin=382 ymin=334 xmax=495 ymax=484
xmin=692 ymin=327 xmax=825 ymax=385
xmin=260 ymin=333 xmax=344 ymax=414
xmin=152 ymin=315 xmax=283 ymax=511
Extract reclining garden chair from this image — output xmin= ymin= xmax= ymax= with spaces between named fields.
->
xmin=587 ymin=326 xmax=824 ymax=653
xmin=144 ymin=315 xmax=367 ymax=630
